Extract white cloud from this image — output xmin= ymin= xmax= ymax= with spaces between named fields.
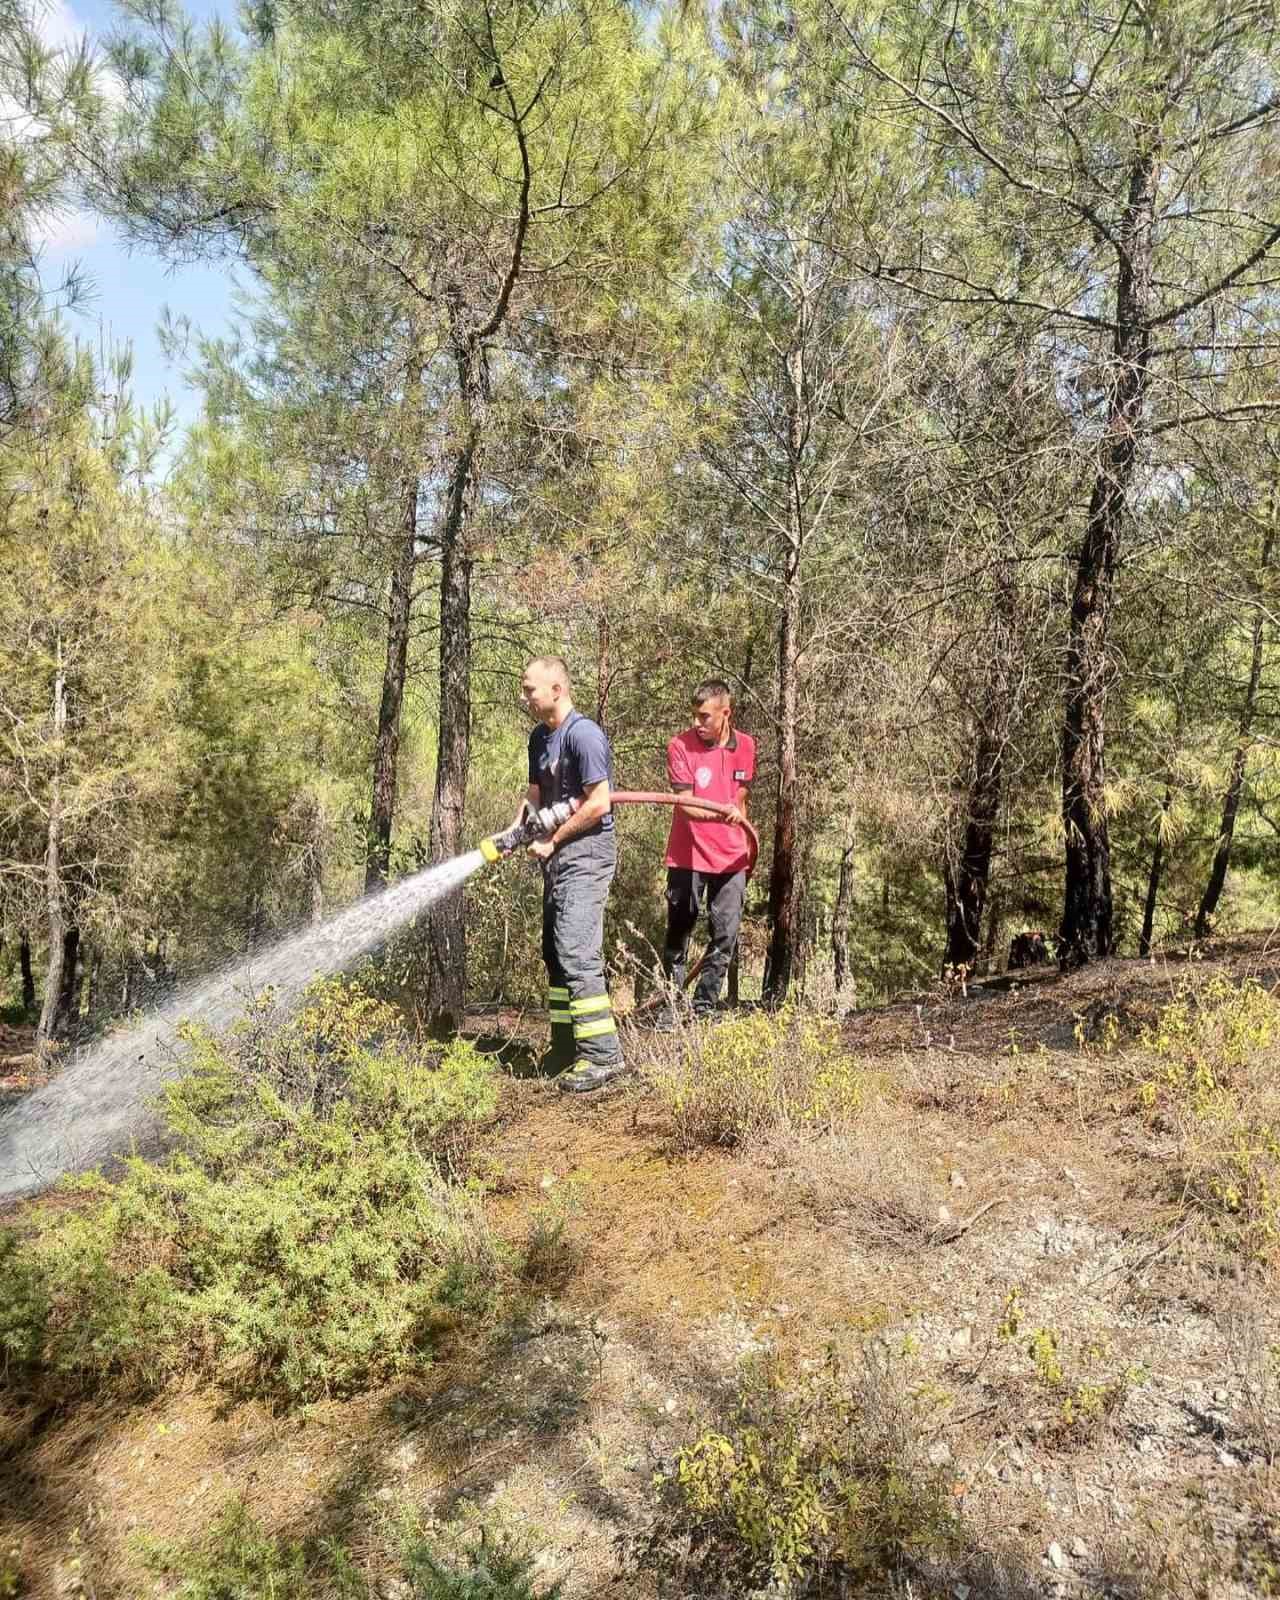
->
xmin=11 ymin=2 xmax=117 ymax=253
xmin=31 ymin=0 xmax=88 ymax=52
xmin=33 ymin=205 xmax=101 ymax=251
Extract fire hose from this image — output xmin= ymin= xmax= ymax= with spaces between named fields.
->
xmin=479 ymin=791 xmax=759 ymax=873
xmin=477 ymin=790 xmax=758 ymax=1002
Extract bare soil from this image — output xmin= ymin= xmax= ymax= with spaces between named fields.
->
xmin=3 ymin=942 xmax=1280 ymax=1598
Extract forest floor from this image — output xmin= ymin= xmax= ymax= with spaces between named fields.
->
xmin=3 ymin=939 xmax=1280 ymax=1598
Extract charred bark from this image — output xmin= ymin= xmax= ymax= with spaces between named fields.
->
xmin=1060 ymin=151 xmax=1158 ymax=967
xmin=365 ymin=452 xmax=421 ymax=893
xmin=1195 ymin=528 xmax=1274 ymax=938
xmin=763 ymin=536 xmax=799 ymax=1007
xmin=424 ymin=333 xmax=481 ymax=1029
xmin=37 ymin=634 xmax=70 ymax=1053
xmin=943 ymin=722 xmax=1003 ymax=974
xmin=832 ymin=825 xmax=856 ymax=1012
xmin=19 ymin=931 xmax=35 ymax=1012
xmin=1138 ymin=792 xmax=1170 ymax=957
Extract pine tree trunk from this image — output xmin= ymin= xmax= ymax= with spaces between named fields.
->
xmin=1060 ymin=151 xmax=1157 ymax=967
xmin=832 ymin=828 xmax=856 ymax=1013
xmin=1138 ymin=797 xmax=1169 ymax=957
xmin=59 ymin=928 xmax=82 ymax=1025
xmin=365 ymin=474 xmax=419 ymax=893
xmin=1195 ymin=528 xmax=1274 ymax=938
xmin=943 ymin=722 xmax=1003 ymax=974
xmin=980 ymin=890 xmax=1003 ymax=975
xmin=308 ymin=805 xmax=325 ymax=925
xmin=596 ymin=613 xmax=611 ymax=728
xmin=763 ymin=538 xmax=799 ymax=1007
xmin=425 ymin=336 xmax=481 ymax=1029
xmin=763 ymin=318 xmax=807 ymax=1011
xmin=19 ymin=930 xmax=35 ymax=1012
xmin=37 ymin=634 xmax=69 ymax=1055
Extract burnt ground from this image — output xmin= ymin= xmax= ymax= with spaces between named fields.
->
xmin=3 ymin=941 xmax=1280 ymax=1598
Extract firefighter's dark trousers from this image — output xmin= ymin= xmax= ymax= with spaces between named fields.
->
xmin=542 ymin=831 xmax=621 ymax=1071
xmin=662 ymin=867 xmax=747 ymax=1013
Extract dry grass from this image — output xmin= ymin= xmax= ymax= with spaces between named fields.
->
xmin=638 ymin=1008 xmax=864 ymax=1152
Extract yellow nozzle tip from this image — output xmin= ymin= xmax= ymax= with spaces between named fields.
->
xmin=479 ymin=837 xmax=501 ymax=864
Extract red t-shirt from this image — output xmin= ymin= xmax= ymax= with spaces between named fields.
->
xmin=664 ymin=729 xmax=757 ymax=874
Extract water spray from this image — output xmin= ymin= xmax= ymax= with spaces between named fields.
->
xmin=2 ymin=789 xmax=758 ymax=1206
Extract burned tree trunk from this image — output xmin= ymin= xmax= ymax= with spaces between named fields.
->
xmin=1138 ymin=789 xmax=1171 ymax=957
xmin=1060 ymin=152 xmax=1157 ymax=968
xmin=59 ymin=928 xmax=82 ymax=1024
xmin=37 ymin=635 xmax=70 ymax=1054
xmin=832 ymin=819 xmax=856 ymax=1012
xmin=424 ymin=333 xmax=481 ymax=1029
xmin=365 ymin=469 xmax=421 ymax=894
xmin=943 ymin=719 xmax=1004 ymax=974
xmin=763 ymin=534 xmax=800 ymax=1007
xmin=1195 ymin=528 xmax=1274 ymax=938
xmin=19 ymin=931 xmax=35 ymax=1012
xmin=596 ymin=612 xmax=611 ymax=729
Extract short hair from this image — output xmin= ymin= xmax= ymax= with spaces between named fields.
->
xmin=692 ymin=678 xmax=732 ymax=705
xmin=526 ymin=654 xmax=572 ymax=691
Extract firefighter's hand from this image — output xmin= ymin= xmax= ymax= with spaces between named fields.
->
xmin=723 ymin=805 xmax=745 ymax=827
xmin=528 ymin=838 xmax=555 ymax=863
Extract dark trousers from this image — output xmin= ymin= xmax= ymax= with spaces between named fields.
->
xmin=662 ymin=867 xmax=747 ymax=1012
xmin=542 ymin=831 xmax=621 ymax=1068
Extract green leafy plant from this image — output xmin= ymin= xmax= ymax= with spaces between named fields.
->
xmin=0 ymin=982 xmax=503 ymax=1404
xmin=643 ymin=1349 xmax=958 ymax=1592
xmin=1137 ymin=977 xmax=1280 ymax=1259
xmin=0 ymin=1543 xmax=24 ymax=1599
xmin=997 ymin=1290 xmax=1146 ymax=1443
xmin=138 ymin=1501 xmax=314 ymax=1599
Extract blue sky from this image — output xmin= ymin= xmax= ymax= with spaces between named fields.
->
xmin=34 ymin=0 xmax=240 ymax=439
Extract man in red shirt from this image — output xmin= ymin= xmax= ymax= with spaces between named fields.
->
xmin=658 ymin=679 xmax=756 ymax=1025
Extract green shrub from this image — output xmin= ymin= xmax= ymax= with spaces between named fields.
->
xmin=0 ymin=981 xmax=503 ymax=1403
xmin=643 ymin=1349 xmax=958 ymax=1593
xmin=0 ymin=1541 xmax=24 ymax=1599
xmin=137 ymin=1501 xmax=316 ymax=1599
xmin=648 ymin=1007 xmax=862 ymax=1151
xmin=997 ymin=1291 xmax=1147 ymax=1445
xmin=138 ymin=1502 xmax=559 ymax=1600
xmin=401 ymin=1534 xmax=562 ymax=1599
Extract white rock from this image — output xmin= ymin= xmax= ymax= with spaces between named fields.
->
xmin=949 ymin=1169 xmax=968 ymax=1189
xmin=928 ymin=1441 xmax=953 ymax=1466
xmin=664 ymin=1397 xmax=677 ymax=1414
xmin=1216 ymin=1447 xmax=1239 ymax=1468
xmin=950 ymin=1326 xmax=973 ymax=1351
xmin=1070 ymin=1537 xmax=1089 ymax=1558
xmin=1047 ymin=1542 xmax=1066 ymax=1570
xmin=1213 ymin=1387 xmax=1229 ymax=1404
xmin=938 ymin=1205 xmax=953 ymax=1223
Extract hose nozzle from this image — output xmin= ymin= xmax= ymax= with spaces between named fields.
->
xmin=479 ymin=798 xmax=579 ymax=864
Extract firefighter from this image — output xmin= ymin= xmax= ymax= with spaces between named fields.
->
xmin=657 ymin=678 xmax=756 ymax=1026
xmin=519 ymin=655 xmax=625 ymax=1092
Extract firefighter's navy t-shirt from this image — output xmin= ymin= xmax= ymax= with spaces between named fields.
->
xmin=528 ymin=710 xmax=614 ymax=833
xmin=664 ymin=729 xmax=756 ymax=873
